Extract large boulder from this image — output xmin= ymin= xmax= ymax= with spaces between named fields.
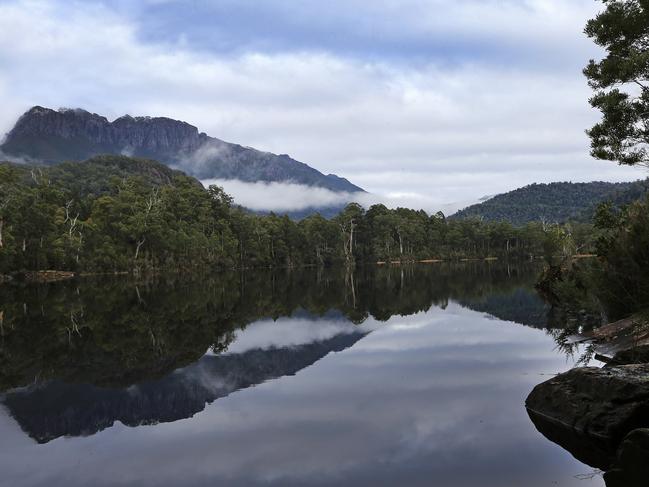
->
xmin=525 ymin=364 xmax=649 ymax=469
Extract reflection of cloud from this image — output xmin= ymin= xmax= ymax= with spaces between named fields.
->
xmin=202 ymin=178 xmax=484 ymax=215
xmin=0 ymin=303 xmax=593 ymax=487
xmin=223 ymin=316 xmax=380 ymax=354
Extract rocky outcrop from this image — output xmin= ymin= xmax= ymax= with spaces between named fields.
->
xmin=526 ymin=365 xmax=649 ymax=448
xmin=1 ymin=106 xmax=364 ymax=193
xmin=526 ymin=364 xmax=649 ymax=476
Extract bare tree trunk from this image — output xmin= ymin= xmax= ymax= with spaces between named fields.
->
xmin=347 ymin=269 xmax=357 ymax=309
xmin=0 ymin=217 xmax=3 ymax=248
xmin=135 ymin=237 xmax=146 ymax=260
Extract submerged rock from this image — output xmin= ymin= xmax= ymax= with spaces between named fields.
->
xmin=604 ymin=428 xmax=649 ymax=487
xmin=525 ymin=364 xmax=649 ymax=469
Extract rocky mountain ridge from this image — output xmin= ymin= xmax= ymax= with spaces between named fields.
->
xmin=1 ymin=106 xmax=363 ymax=193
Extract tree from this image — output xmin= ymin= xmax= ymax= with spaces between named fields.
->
xmin=584 ymin=0 xmax=649 ymax=166
xmin=335 ymin=203 xmax=364 ymax=266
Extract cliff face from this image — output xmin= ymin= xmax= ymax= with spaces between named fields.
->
xmin=1 ymin=106 xmax=363 ymax=193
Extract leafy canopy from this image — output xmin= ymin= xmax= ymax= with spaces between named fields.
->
xmin=584 ymin=0 xmax=649 ymax=165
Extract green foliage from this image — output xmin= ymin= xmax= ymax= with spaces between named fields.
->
xmin=453 ymin=180 xmax=647 ymax=225
xmin=538 ymin=196 xmax=649 ymax=325
xmin=584 ymin=0 xmax=649 ymax=165
xmin=534 ymin=1 xmax=649 ymax=328
xmin=591 ymin=196 xmax=649 ymax=318
xmin=0 ymin=156 xmax=601 ymax=276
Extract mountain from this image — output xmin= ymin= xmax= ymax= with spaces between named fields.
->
xmin=0 ymin=106 xmax=363 ymax=193
xmin=452 ymin=180 xmax=649 ymax=226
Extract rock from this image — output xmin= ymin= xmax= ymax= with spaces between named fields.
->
xmin=608 ymin=345 xmax=649 ymax=365
xmin=603 ymin=428 xmax=649 ymax=487
xmin=525 ymin=364 xmax=649 ymax=469
xmin=0 ymin=106 xmax=364 ymax=193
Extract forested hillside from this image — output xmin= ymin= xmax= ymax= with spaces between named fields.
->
xmin=452 ymin=180 xmax=647 ymax=226
xmin=0 ymin=156 xmax=593 ymax=275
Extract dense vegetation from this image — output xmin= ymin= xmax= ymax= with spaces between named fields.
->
xmin=540 ymin=195 xmax=649 ymax=323
xmin=539 ymin=0 xmax=649 ymax=329
xmin=0 ymin=155 xmax=596 ymax=276
xmin=452 ymin=180 xmax=647 ymax=226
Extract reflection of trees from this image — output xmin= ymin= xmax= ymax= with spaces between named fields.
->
xmin=0 ymin=262 xmax=547 ymax=392
xmin=4 ymin=332 xmax=368 ymax=443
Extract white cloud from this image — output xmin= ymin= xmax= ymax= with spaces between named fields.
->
xmin=202 ymin=178 xmax=484 ymax=215
xmin=202 ymin=178 xmax=357 ymax=212
xmin=0 ymin=0 xmax=646 ymax=208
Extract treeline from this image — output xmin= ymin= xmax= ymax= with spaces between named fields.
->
xmin=0 ymin=155 xmax=596 ymax=274
xmin=452 ymin=180 xmax=647 ymax=226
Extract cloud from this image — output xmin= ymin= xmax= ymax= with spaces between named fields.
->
xmin=0 ymin=150 xmax=39 ymax=165
xmin=102 ymin=0 xmax=603 ymax=68
xmin=202 ymin=179 xmax=355 ymax=212
xmin=202 ymin=178 xmax=484 ymax=215
xmin=177 ymin=141 xmax=234 ymax=175
xmin=0 ymin=0 xmax=646 ymax=208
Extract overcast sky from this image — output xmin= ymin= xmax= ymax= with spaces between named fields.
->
xmin=0 ymin=0 xmax=646 ymax=212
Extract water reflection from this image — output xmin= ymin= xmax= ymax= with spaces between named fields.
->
xmin=0 ymin=263 xmax=549 ymax=394
xmin=0 ymin=263 xmax=601 ymax=487
xmin=5 ymin=326 xmax=368 ymax=443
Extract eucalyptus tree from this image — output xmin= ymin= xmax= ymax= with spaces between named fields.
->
xmin=585 ymin=0 xmax=649 ymax=166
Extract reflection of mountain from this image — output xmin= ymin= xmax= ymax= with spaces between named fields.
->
xmin=0 ymin=262 xmax=556 ymax=444
xmin=4 ymin=332 xmax=366 ymax=443
xmin=4 ymin=332 xmax=366 ymax=444
xmin=0 ymin=263 xmax=546 ymax=394
xmin=458 ymin=288 xmax=551 ymax=329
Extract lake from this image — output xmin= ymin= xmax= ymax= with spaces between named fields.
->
xmin=0 ymin=263 xmax=603 ymax=487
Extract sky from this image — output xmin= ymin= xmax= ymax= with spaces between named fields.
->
xmin=0 ymin=0 xmax=646 ymax=212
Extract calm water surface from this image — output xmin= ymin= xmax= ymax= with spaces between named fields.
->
xmin=0 ymin=263 xmax=603 ymax=486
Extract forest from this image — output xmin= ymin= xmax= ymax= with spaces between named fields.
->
xmin=0 ymin=155 xmax=597 ymax=276
xmin=452 ymin=179 xmax=648 ymax=225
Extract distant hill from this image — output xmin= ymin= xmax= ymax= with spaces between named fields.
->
xmin=452 ymin=180 xmax=649 ymax=226
xmin=1 ymin=106 xmax=363 ymax=194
